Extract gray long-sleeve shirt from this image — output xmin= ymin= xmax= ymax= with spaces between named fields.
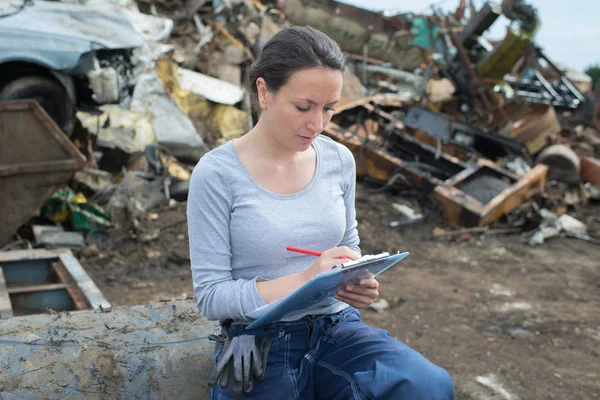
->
xmin=187 ymin=134 xmax=361 ymax=322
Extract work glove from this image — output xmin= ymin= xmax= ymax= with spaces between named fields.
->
xmin=208 ymin=333 xmax=272 ymax=399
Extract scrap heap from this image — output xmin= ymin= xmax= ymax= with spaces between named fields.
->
xmin=1 ymin=0 xmax=599 ymax=254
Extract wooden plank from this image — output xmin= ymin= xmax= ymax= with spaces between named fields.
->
xmin=0 ymin=159 xmax=78 ymax=177
xmin=52 ymin=261 xmax=90 ymax=311
xmin=0 ymin=248 xmax=58 ymax=263
xmin=0 ymin=267 xmax=14 ymax=318
xmin=54 ymin=250 xmax=111 ymax=311
xmin=7 ymin=283 xmax=68 ymax=294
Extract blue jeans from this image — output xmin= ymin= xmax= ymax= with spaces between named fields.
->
xmin=210 ymin=307 xmax=454 ymax=399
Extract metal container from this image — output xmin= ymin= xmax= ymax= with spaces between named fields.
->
xmin=0 ymin=100 xmax=86 ymax=247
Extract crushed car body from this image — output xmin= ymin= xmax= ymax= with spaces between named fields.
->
xmin=0 ymin=0 xmax=145 ymax=133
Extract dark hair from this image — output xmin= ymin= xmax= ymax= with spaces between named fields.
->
xmin=247 ymin=26 xmax=346 ymax=98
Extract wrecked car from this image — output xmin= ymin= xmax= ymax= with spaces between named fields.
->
xmin=0 ymin=0 xmax=144 ymax=134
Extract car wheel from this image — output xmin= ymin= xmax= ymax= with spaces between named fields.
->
xmin=0 ymin=76 xmax=74 ymax=135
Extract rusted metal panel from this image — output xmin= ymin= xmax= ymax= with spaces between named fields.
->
xmin=0 ymin=159 xmax=80 ymax=177
xmin=401 ymin=105 xmax=530 ymax=162
xmin=0 ymin=100 xmax=87 ymax=246
xmin=326 ymin=122 xmax=415 ymax=182
xmin=476 ymin=28 xmax=537 ymax=81
xmin=479 ymin=164 xmax=547 ymax=226
xmin=503 ymin=102 xmax=560 ymax=155
xmin=0 ymin=267 xmax=14 ymax=318
xmin=581 ymin=156 xmax=600 ymax=187
xmin=324 ymin=100 xmax=548 ymax=227
xmin=327 ymin=102 xmax=468 ymax=186
xmin=0 ymin=300 xmax=217 ymax=399
xmin=433 ymin=162 xmax=548 ymax=227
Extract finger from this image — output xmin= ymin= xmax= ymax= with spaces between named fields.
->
xmin=245 ymin=355 xmax=255 ymax=394
xmin=327 ymin=247 xmax=359 ymax=260
xmin=219 ymin=361 xmax=230 ymax=389
xmin=256 ymin=336 xmax=271 ymax=380
xmin=230 ymin=364 xmax=243 ymax=399
xmin=344 ymin=284 xmax=379 ymax=294
xmin=335 ymin=294 xmax=373 ymax=309
xmin=216 ymin=350 xmax=232 ymax=372
xmin=243 ymin=354 xmax=251 ymax=387
xmin=340 ymin=287 xmax=379 ymax=299
xmin=338 ymin=294 xmax=375 ymax=305
xmin=252 ymin=347 xmax=262 ymax=376
xmin=338 ymin=299 xmax=370 ymax=309
xmin=233 ymin=355 xmax=243 ymax=383
xmin=359 ymin=278 xmax=379 ymax=288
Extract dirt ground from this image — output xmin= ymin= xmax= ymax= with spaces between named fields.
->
xmin=78 ymin=181 xmax=600 ymax=400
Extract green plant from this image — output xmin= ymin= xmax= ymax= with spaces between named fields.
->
xmin=584 ymin=64 xmax=600 ymax=92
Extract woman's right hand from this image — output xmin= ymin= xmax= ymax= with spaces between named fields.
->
xmin=302 ymin=246 xmax=359 ymax=282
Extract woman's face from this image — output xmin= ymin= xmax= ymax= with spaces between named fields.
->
xmin=257 ymin=67 xmax=344 ymax=152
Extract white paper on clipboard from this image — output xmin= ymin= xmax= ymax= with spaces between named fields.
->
xmin=245 ymin=251 xmax=409 ymax=330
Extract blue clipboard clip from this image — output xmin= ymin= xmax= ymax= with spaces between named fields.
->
xmin=245 ymin=251 xmax=410 ymax=330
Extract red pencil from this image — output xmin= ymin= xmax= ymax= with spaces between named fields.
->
xmin=286 ymin=246 xmax=351 ymax=259
xmin=286 ymin=246 xmax=322 ymax=257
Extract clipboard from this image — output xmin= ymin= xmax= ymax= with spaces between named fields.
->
xmin=245 ymin=251 xmax=409 ymax=330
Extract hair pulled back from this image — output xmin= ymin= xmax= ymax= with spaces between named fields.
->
xmin=247 ymin=26 xmax=346 ymax=99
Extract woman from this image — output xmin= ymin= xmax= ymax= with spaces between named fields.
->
xmin=187 ymin=26 xmax=454 ymax=399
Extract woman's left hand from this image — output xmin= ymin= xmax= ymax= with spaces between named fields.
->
xmin=335 ymin=278 xmax=379 ymax=309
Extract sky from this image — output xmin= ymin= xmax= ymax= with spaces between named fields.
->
xmin=338 ymin=0 xmax=600 ymax=72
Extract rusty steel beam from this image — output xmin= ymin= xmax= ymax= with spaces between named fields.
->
xmin=502 ymin=102 xmax=560 ymax=155
xmin=432 ymin=160 xmax=548 ymax=227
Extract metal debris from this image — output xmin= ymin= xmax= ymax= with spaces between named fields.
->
xmin=528 ymin=209 xmax=590 ymax=245
xmin=130 ymin=72 xmax=208 ymax=162
xmin=369 ymin=298 xmax=390 ymax=314
xmin=177 ymin=67 xmax=244 ymax=105
xmin=475 ymin=373 xmax=517 ymax=400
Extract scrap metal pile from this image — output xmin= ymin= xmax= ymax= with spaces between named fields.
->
xmin=2 ymin=0 xmax=600 ymax=256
